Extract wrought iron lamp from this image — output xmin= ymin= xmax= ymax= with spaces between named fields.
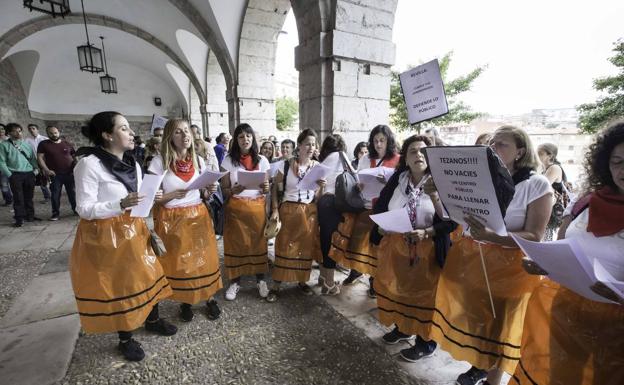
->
xmin=76 ymin=0 xmax=103 ymax=73
xmin=23 ymin=0 xmax=70 ymax=18
xmin=99 ymin=36 xmax=117 ymax=94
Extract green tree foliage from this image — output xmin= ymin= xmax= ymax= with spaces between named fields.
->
xmin=578 ymin=40 xmax=624 ymax=134
xmin=390 ymin=52 xmax=486 ymax=132
xmin=275 ymin=97 xmax=298 ymax=131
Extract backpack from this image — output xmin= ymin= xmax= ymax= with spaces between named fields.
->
xmin=334 ymin=152 xmax=365 ymax=213
xmin=547 ymin=165 xmax=571 ymax=228
xmin=486 ymin=146 xmax=516 ymax=217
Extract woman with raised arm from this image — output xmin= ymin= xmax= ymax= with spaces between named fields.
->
xmin=149 ymin=118 xmax=222 ymax=322
xmin=514 ymin=121 xmax=624 ymax=385
xmin=266 ymin=129 xmax=324 ymax=302
xmin=71 ymin=111 xmax=176 ymax=362
xmin=372 ymin=135 xmax=457 ymax=362
xmin=332 ymin=124 xmax=400 ymax=298
xmin=220 ymin=123 xmax=271 ymax=301
xmin=430 ymin=125 xmax=552 ymax=385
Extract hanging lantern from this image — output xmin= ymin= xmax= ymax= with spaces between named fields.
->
xmin=76 ymin=0 xmax=103 ymax=73
xmin=99 ymin=36 xmax=117 ymax=94
xmin=23 ymin=0 xmax=70 ymax=18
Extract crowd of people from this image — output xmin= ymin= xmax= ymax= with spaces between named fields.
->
xmin=1 ymin=113 xmax=622 ymax=385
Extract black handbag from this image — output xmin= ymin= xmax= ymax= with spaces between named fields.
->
xmin=334 ymin=152 xmax=365 ymax=213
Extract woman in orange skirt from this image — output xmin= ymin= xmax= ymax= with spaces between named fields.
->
xmin=331 ymin=124 xmax=400 ymax=297
xmin=149 ymin=118 xmax=223 ymax=322
xmin=513 ymin=121 xmax=624 ymax=385
xmin=371 ymin=134 xmax=457 ymax=362
xmin=430 ymin=125 xmax=553 ymax=385
xmin=71 ymin=111 xmax=176 ymax=362
xmin=220 ymin=123 xmax=271 ymax=301
xmin=266 ymin=129 xmax=324 ymax=302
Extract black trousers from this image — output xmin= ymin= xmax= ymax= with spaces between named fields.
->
xmin=317 ymin=194 xmax=342 ymax=269
xmin=9 ymin=171 xmax=35 ymax=222
xmin=50 ymin=173 xmax=76 ymax=217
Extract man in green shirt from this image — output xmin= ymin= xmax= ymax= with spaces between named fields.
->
xmin=0 ymin=123 xmax=40 ymax=227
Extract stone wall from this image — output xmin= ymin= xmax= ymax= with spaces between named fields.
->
xmin=42 ymin=117 xmax=152 ymax=148
xmin=0 ymin=59 xmax=45 ymax=127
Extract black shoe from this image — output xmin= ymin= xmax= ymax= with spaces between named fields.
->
xmin=382 ymin=326 xmax=413 ymax=344
xmin=145 ymin=318 xmax=178 ymax=336
xmin=455 ymin=366 xmax=488 ymax=385
xmin=342 ymin=270 xmax=362 ymax=285
xmin=206 ymin=299 xmax=221 ymax=320
xmin=399 ymin=343 xmax=435 ymax=362
xmin=368 ymin=277 xmax=377 ymax=298
xmin=118 ymin=338 xmax=145 ymax=362
xmin=12 ymin=221 xmax=23 ymax=227
xmin=180 ymin=304 xmax=194 ymax=322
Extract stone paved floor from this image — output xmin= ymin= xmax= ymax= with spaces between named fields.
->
xmin=0 ymin=190 xmax=502 ymax=385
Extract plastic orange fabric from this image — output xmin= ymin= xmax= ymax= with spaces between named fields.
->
xmin=272 ymin=201 xmax=321 ymax=283
xmin=223 ymin=196 xmax=268 ymax=280
xmin=154 ymin=203 xmax=222 ymax=304
xmin=329 ymin=210 xmax=376 ymax=275
xmin=70 ymin=214 xmax=172 ymax=334
xmin=512 ymin=281 xmax=624 ymax=385
xmin=375 ymin=234 xmax=438 ymax=338
xmin=429 ymin=237 xmax=540 ymax=374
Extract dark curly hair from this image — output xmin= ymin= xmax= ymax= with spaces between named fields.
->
xmin=583 ymin=121 xmax=624 ymax=194
xmin=319 ymin=134 xmax=346 ymax=162
xmin=367 ymin=124 xmax=399 ymax=161
xmin=396 ymin=135 xmax=432 ymax=173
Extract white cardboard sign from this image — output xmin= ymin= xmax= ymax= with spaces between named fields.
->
xmin=399 ymin=59 xmax=449 ymax=124
xmin=150 ymin=114 xmax=168 ymax=134
xmin=424 ymin=146 xmax=507 ymax=236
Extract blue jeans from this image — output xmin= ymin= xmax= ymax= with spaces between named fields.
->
xmin=0 ymin=171 xmax=12 ymax=204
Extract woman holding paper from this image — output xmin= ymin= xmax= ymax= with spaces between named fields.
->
xmin=371 ymin=134 xmax=457 ymax=362
xmin=149 ymin=118 xmax=223 ymax=322
xmin=265 ymin=129 xmax=324 ymax=302
xmin=220 ymin=123 xmax=271 ymax=301
xmin=332 ymin=124 xmax=400 ymax=297
xmin=514 ymin=121 xmax=624 ymax=385
xmin=429 ymin=125 xmax=552 ymax=385
xmin=316 ymin=134 xmax=349 ymax=296
xmin=70 ymin=111 xmax=176 ymax=362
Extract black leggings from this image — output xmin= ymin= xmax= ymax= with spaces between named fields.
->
xmin=118 ymin=303 xmax=160 ymax=341
xmin=317 ymin=194 xmax=342 ymax=269
xmin=231 ymin=274 xmax=265 ymax=284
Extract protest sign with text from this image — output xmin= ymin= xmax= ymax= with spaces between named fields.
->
xmin=150 ymin=114 xmax=168 ymax=134
xmin=424 ymin=146 xmax=507 ymax=235
xmin=399 ymin=59 xmax=449 ymax=124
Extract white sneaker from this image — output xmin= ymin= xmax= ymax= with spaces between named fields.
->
xmin=257 ymin=280 xmax=269 ymax=298
xmin=225 ymin=282 xmax=240 ymax=301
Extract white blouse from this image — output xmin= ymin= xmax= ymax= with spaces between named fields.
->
xmin=566 ymin=207 xmax=624 ymax=281
xmin=221 ymin=154 xmax=270 ymax=198
xmin=280 ymin=160 xmax=317 ymax=204
xmin=74 ymin=154 xmax=142 ymax=220
xmin=504 ymin=174 xmax=552 ymax=232
xmin=387 ymin=171 xmax=435 ymax=229
xmin=357 ymin=153 xmax=384 ymax=209
xmin=148 ymin=155 xmax=205 ymax=208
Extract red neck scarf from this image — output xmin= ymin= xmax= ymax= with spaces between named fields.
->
xmin=240 ymin=154 xmax=258 ymax=171
xmin=587 ymin=187 xmax=624 ymax=237
xmin=371 ymin=153 xmax=400 ymax=168
xmin=174 ymin=158 xmax=195 ymax=182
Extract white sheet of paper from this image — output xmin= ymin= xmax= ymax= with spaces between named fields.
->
xmin=369 ymin=208 xmax=413 ymax=234
xmin=186 ymin=170 xmax=228 ymax=191
xmin=594 ymin=259 xmax=624 ymax=300
xmin=510 ymin=234 xmax=613 ymax=303
xmin=131 ymin=173 xmax=166 ymax=218
xmin=357 ymin=167 xmax=396 ymax=200
xmin=237 ymin=170 xmax=267 ymax=189
xmin=269 ymin=160 xmax=285 ymax=178
xmin=297 ymin=163 xmax=333 ymax=190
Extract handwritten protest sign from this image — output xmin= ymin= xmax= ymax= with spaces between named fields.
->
xmin=399 ymin=59 xmax=449 ymax=124
xmin=150 ymin=114 xmax=168 ymax=134
xmin=424 ymin=146 xmax=507 ymax=236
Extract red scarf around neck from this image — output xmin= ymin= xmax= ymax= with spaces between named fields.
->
xmin=587 ymin=187 xmax=624 ymax=237
xmin=240 ymin=154 xmax=258 ymax=171
xmin=174 ymin=157 xmax=195 ymax=182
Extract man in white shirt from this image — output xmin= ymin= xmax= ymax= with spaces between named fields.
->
xmin=25 ymin=124 xmax=51 ymax=203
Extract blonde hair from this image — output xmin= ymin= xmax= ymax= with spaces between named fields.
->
xmin=160 ymin=118 xmax=198 ymax=172
xmin=494 ymin=125 xmax=540 ymax=171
